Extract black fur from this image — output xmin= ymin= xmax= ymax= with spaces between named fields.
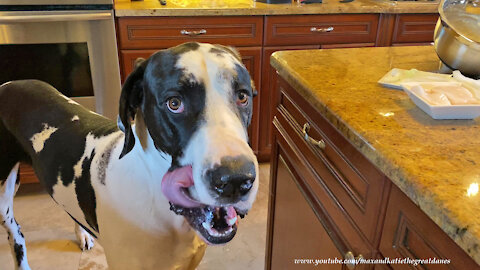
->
xmin=0 ymin=80 xmax=118 ymax=234
xmin=13 ymin=242 xmax=23 ymax=267
xmin=75 ymin=149 xmax=99 ymax=232
xmin=119 ymin=43 xmax=206 ymax=164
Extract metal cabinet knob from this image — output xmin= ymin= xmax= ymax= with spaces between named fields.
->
xmin=345 ymin=251 xmax=364 ymax=270
xmin=302 ymin=123 xmax=325 ymax=150
xmin=180 ymin=29 xmax=207 ymax=36
xmin=310 ymin=26 xmax=334 ymax=32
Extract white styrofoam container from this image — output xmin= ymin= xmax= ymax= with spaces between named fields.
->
xmin=402 ymin=83 xmax=480 ymax=120
xmin=378 ymin=68 xmax=454 ymax=90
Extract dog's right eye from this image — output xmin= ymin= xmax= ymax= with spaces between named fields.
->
xmin=166 ymin=97 xmax=184 ymax=113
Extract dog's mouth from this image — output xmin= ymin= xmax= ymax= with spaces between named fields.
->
xmin=161 ymin=166 xmax=247 ymax=245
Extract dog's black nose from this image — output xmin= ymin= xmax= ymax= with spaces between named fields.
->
xmin=206 ymin=156 xmax=256 ymax=202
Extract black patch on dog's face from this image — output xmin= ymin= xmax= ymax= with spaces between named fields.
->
xmin=142 ymin=52 xmax=206 ymax=163
xmin=119 ymin=43 xmax=207 ymax=163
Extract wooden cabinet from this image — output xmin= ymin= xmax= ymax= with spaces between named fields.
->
xmin=379 ymin=185 xmax=479 ymax=270
xmin=376 ymin=13 xmax=439 ymax=47
xmin=268 ymin=72 xmax=479 ymax=270
xmin=391 ymin=14 xmax=439 ymax=46
xmin=19 ymin=163 xmax=38 ymax=184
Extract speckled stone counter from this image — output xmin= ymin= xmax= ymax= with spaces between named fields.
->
xmin=271 ymin=46 xmax=480 ymax=264
xmin=114 ymin=0 xmax=438 ymax=17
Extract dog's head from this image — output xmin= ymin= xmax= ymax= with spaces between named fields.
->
xmin=119 ymin=42 xmax=258 ymax=244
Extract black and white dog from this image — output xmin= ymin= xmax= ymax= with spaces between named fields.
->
xmin=0 ymin=42 xmax=259 ymax=270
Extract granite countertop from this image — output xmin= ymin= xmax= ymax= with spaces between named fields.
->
xmin=114 ymin=0 xmax=438 ymax=17
xmin=271 ymin=46 xmax=480 ymax=264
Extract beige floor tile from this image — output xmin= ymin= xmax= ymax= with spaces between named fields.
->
xmin=0 ymin=164 xmax=270 ymax=270
xmin=0 ymin=229 xmax=81 ymax=270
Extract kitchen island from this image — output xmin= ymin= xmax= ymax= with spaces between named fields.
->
xmin=267 ymin=46 xmax=480 ymax=269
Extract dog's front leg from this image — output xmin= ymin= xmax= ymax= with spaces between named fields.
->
xmin=0 ymin=163 xmax=31 ymax=270
xmin=75 ymin=223 xmax=95 ymax=251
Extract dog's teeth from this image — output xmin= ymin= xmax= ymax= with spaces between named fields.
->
xmin=226 ymin=216 xmax=237 ymax=226
xmin=202 ymin=222 xmax=211 ymax=231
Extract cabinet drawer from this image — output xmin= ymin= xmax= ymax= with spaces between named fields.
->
xmin=391 ymin=14 xmax=438 ymax=45
xmin=264 ymin=14 xmax=379 ymax=46
xmin=117 ymin=16 xmax=263 ymax=49
xmin=379 ymin=185 xmax=479 ymax=270
xmin=275 ymin=75 xmax=388 ymax=243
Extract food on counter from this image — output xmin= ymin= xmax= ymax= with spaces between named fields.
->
xmin=452 ymin=70 xmax=480 ymax=99
xmin=378 ymin=68 xmax=453 ymax=90
xmin=403 ymin=82 xmax=480 ymax=105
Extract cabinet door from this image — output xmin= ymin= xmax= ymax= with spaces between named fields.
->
xmin=269 ymin=153 xmax=344 ymax=270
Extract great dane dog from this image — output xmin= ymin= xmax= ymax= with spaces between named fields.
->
xmin=0 ymin=42 xmax=259 ymax=270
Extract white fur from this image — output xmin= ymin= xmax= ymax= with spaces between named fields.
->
xmin=29 ymin=123 xmax=58 ymax=153
xmin=71 ymin=115 xmax=80 ymax=121
xmin=0 ymin=163 xmax=31 ymax=270
xmin=75 ymin=223 xmax=94 ymax=251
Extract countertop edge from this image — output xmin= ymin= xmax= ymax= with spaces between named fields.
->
xmin=114 ymin=2 xmax=439 ymax=17
xmin=270 ymin=53 xmax=480 ymax=265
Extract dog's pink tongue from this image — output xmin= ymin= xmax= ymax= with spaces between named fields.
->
xmin=161 ymin=166 xmax=203 ymax=208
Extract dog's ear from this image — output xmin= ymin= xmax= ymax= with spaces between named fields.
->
xmin=119 ymin=58 xmax=147 ymax=159
xmin=217 ymin=45 xmax=242 ymax=62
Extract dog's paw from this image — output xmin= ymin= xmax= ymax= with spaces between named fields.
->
xmin=75 ymin=225 xmax=95 ymax=251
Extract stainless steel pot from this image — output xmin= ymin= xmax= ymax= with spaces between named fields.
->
xmin=434 ymin=0 xmax=480 ymax=78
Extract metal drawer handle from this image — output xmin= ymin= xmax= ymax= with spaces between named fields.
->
xmin=180 ymin=29 xmax=207 ymax=36
xmin=302 ymin=123 xmax=325 ymax=150
xmin=310 ymin=26 xmax=334 ymax=33
xmin=345 ymin=251 xmax=364 ymax=270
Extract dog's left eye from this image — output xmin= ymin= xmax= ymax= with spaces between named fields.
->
xmin=166 ymin=97 xmax=184 ymax=113
xmin=236 ymin=92 xmax=249 ymax=107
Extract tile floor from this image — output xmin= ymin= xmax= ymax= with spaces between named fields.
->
xmin=0 ymin=164 xmax=270 ymax=270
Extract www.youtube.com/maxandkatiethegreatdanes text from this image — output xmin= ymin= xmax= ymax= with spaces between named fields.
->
xmin=294 ymin=257 xmax=451 ymax=267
